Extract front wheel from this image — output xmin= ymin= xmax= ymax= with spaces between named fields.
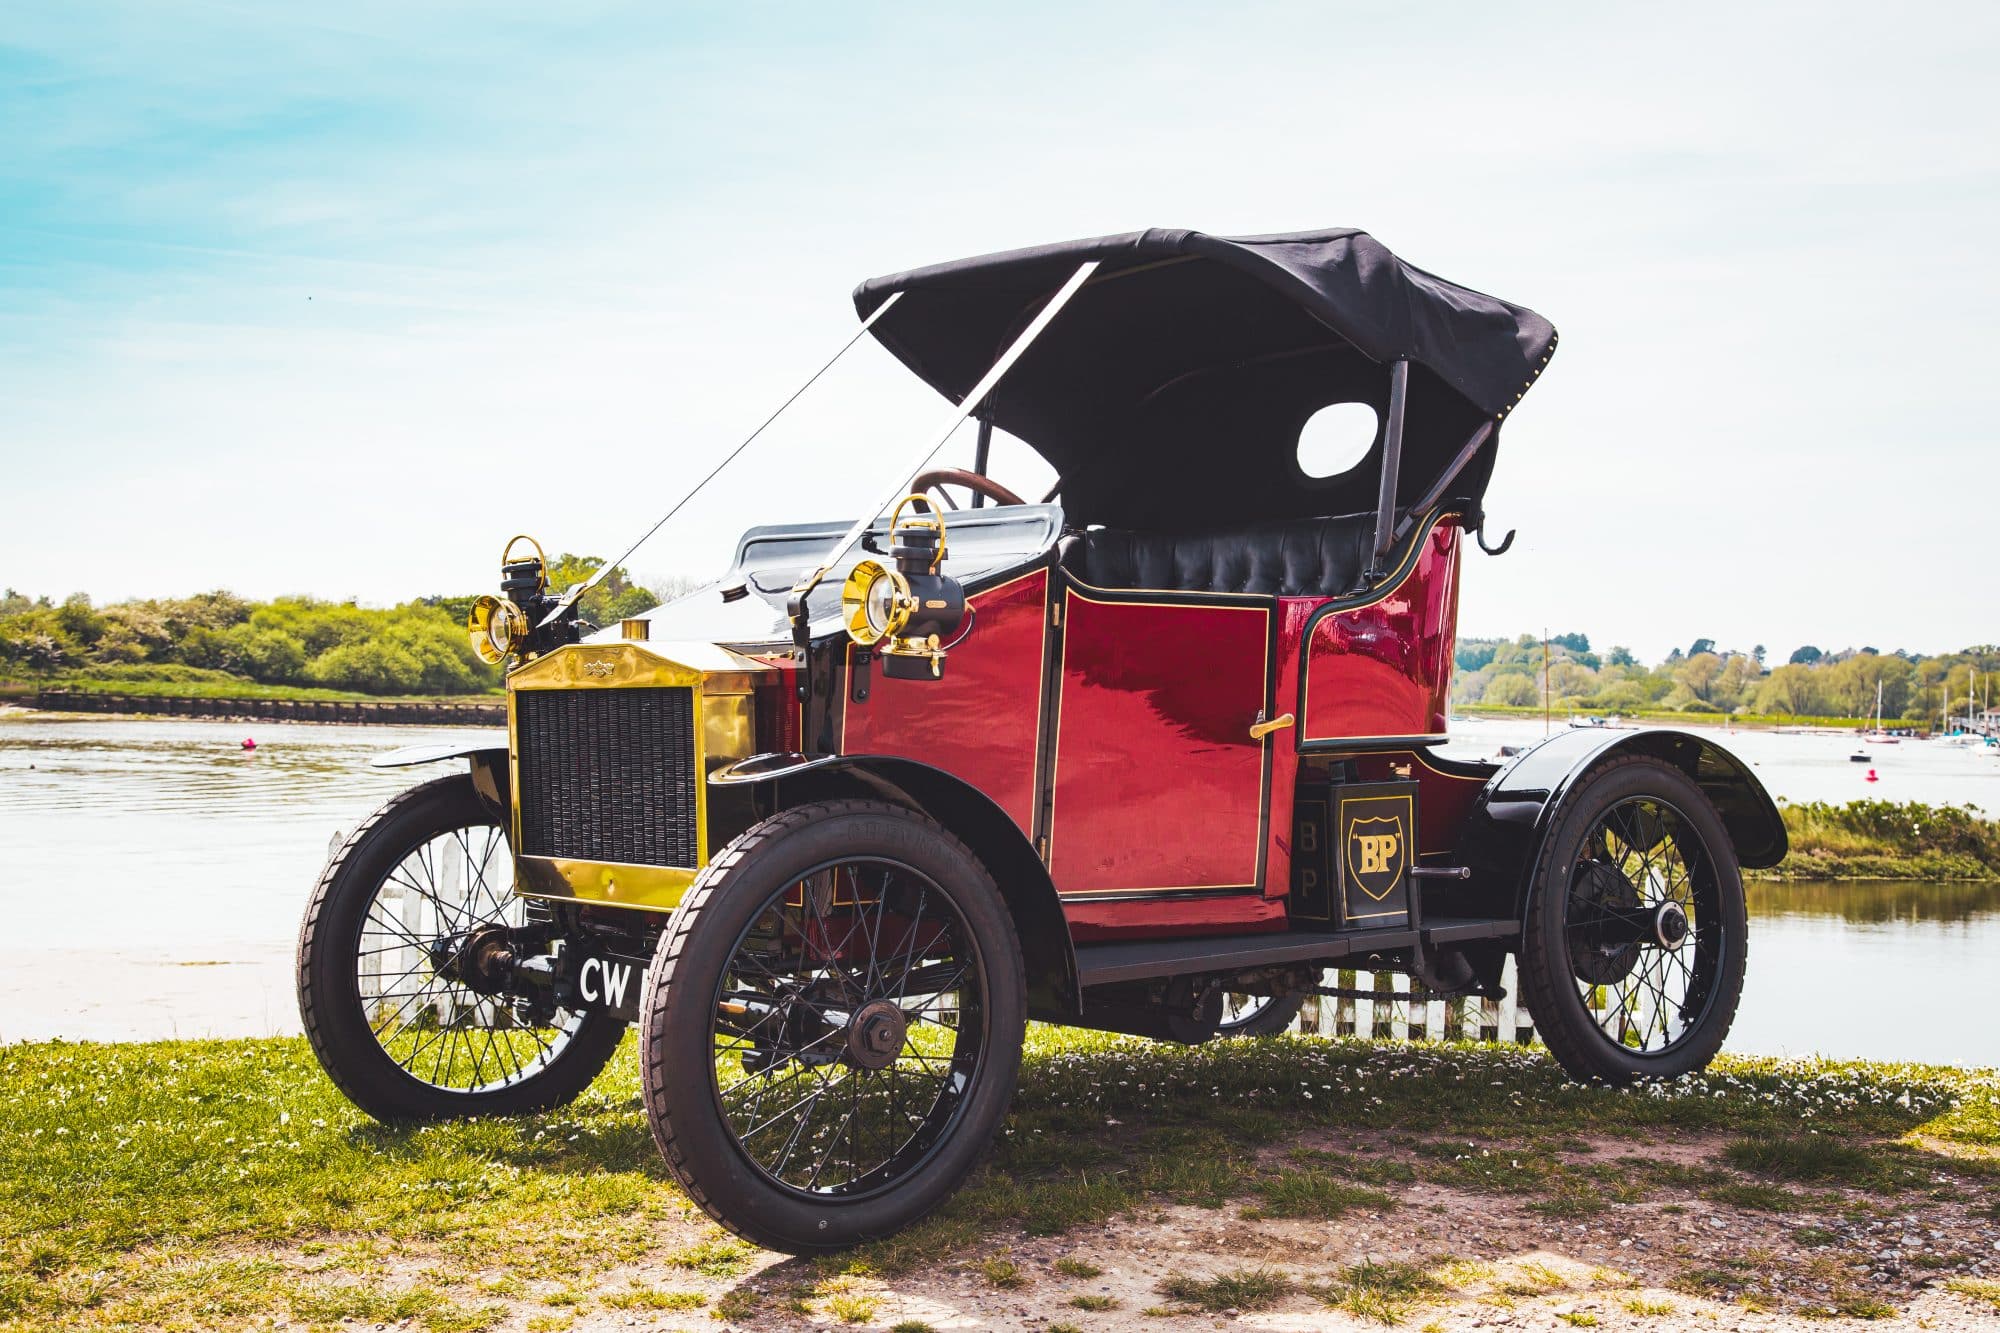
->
xmin=296 ymin=773 xmax=626 ymax=1122
xmin=640 ymin=800 xmax=1026 ymax=1253
xmin=1517 ymin=755 xmax=1748 ymax=1084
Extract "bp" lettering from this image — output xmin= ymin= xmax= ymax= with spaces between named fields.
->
xmin=1357 ymin=832 xmax=1400 ymax=874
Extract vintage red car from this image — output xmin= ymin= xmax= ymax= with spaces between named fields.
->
xmin=297 ymin=227 xmax=1786 ymax=1253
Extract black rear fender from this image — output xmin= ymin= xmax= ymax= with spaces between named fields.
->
xmin=1457 ymin=727 xmax=1787 ymax=922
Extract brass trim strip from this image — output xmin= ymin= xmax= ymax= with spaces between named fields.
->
xmin=514 ymin=855 xmax=697 ymax=912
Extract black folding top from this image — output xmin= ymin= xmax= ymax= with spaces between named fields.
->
xmin=854 ymin=228 xmax=1557 ymax=529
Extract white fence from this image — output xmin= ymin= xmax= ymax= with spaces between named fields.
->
xmin=1291 ymin=955 xmax=1537 ymax=1044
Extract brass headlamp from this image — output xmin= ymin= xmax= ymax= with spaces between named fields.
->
xmin=467 ymin=535 xmax=545 ymax=666
xmin=840 ymin=495 xmax=966 ymax=679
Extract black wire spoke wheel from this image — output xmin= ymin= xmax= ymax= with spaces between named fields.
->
xmin=354 ymin=820 xmax=580 ymax=1094
xmin=297 ymin=773 xmax=625 ymax=1122
xmin=1518 ymin=756 xmax=1748 ymax=1084
xmin=1217 ymin=990 xmax=1307 ymax=1037
xmin=1564 ymin=795 xmax=1715 ymax=1055
xmin=640 ymin=800 xmax=1026 ymax=1253
xmin=711 ymin=857 xmax=983 ymax=1196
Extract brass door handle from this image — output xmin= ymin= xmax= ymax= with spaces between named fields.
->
xmin=1249 ymin=711 xmax=1295 ymax=741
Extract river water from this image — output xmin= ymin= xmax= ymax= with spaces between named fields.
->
xmin=2 ymin=712 xmax=1995 ymax=1066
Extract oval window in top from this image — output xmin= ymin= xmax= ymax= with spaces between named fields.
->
xmin=1296 ymin=401 xmax=1379 ymax=479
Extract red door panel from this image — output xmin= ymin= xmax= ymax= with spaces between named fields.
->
xmin=839 ymin=568 xmax=1048 ymax=838
xmin=1048 ymin=590 xmax=1269 ymax=894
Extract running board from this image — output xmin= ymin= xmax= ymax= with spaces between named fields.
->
xmin=1074 ymin=917 xmax=1518 ymax=989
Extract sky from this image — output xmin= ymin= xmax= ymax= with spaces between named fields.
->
xmin=2 ymin=2 xmax=1996 ymax=664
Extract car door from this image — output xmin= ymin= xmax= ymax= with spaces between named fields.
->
xmin=1044 ymin=585 xmax=1272 ymax=896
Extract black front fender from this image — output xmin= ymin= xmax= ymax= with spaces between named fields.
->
xmin=713 ymin=752 xmax=1080 ymax=1022
xmin=1459 ymin=727 xmax=1787 ymax=921
xmin=371 ymin=735 xmax=510 ymax=821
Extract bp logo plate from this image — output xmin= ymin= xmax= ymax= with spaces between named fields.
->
xmin=1345 ymin=816 xmax=1406 ymax=901
xmin=1335 ymin=786 xmax=1416 ymax=926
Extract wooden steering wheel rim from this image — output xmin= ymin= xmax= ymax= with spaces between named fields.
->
xmin=909 ymin=467 xmax=1028 ymax=508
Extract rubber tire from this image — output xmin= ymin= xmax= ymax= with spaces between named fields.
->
xmin=639 ymin=799 xmax=1027 ymax=1254
xmin=1217 ymin=992 xmax=1308 ymax=1037
xmin=1516 ymin=755 xmax=1748 ymax=1085
xmin=296 ymin=772 xmax=626 ymax=1123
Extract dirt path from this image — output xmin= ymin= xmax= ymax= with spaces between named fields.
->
xmin=440 ymin=1127 xmax=2000 ymax=1333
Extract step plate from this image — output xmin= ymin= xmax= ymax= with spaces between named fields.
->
xmin=1074 ymin=917 xmax=1517 ymax=988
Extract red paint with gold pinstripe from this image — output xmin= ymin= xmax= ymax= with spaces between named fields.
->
xmin=1299 ymin=519 xmax=1462 ymax=743
xmin=838 ymin=568 xmax=1048 ymax=838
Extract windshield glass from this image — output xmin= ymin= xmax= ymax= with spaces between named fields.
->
xmin=610 ymin=503 xmax=1064 ymax=648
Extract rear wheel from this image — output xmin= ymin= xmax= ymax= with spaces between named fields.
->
xmin=640 ymin=800 xmax=1026 ymax=1253
xmin=296 ymin=773 xmax=625 ymax=1122
xmin=1517 ymin=756 xmax=1747 ymax=1084
xmin=1217 ymin=990 xmax=1307 ymax=1037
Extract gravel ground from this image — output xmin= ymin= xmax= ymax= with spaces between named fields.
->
xmin=521 ymin=1128 xmax=2000 ymax=1333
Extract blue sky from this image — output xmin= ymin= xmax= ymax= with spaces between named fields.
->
xmin=2 ymin=2 xmax=1996 ymax=662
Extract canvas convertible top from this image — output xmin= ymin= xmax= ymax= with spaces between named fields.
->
xmin=854 ymin=228 xmax=1557 ymax=529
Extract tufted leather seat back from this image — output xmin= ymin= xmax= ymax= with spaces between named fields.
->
xmin=1071 ymin=513 xmax=1384 ymax=599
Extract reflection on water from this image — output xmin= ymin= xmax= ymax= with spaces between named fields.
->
xmin=1739 ymin=880 xmax=1999 ymax=1067
xmin=2 ymin=715 xmax=1995 ymax=1065
xmin=1751 ymin=877 xmax=2000 ymax=925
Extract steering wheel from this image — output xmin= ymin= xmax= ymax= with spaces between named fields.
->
xmin=909 ymin=467 xmax=1027 ymax=511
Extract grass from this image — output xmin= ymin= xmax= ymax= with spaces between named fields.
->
xmin=1313 ymin=1260 xmax=1449 ymax=1324
xmin=3 ymin=1030 xmax=1996 ymax=1328
xmin=1946 ymin=1277 xmax=2000 ymax=1310
xmin=1763 ymin=799 xmax=2000 ymax=881
xmin=977 ymin=1257 xmax=1026 ymax=1289
xmin=1722 ymin=1134 xmax=1900 ymax=1187
xmin=1156 ymin=1267 xmax=1294 ymax=1312
xmin=1249 ymin=1166 xmax=1396 ymax=1219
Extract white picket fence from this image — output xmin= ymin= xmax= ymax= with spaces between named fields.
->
xmin=1290 ymin=954 xmax=1537 ymax=1045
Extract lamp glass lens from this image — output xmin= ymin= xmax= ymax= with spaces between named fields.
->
xmin=864 ymin=573 xmax=897 ymax=634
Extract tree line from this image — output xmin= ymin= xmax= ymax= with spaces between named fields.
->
xmin=0 ymin=555 xmax=663 ymax=697
xmin=1453 ymin=633 xmax=1999 ymax=725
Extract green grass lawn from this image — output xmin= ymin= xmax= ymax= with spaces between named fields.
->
xmin=4 ymin=1030 xmax=1996 ymax=1329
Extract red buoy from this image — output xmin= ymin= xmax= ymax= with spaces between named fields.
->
xmin=242 ymin=737 xmax=256 ymax=751
xmin=1865 ymin=768 xmax=1878 ymax=783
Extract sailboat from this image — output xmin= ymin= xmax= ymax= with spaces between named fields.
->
xmin=1863 ymin=679 xmax=1899 ymax=743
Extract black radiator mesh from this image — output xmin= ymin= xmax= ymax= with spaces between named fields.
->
xmin=516 ymin=687 xmax=698 ymax=866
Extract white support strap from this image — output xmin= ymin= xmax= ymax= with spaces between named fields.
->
xmin=790 ymin=259 xmax=1100 ymax=607
xmin=538 ymin=291 xmax=907 ymax=628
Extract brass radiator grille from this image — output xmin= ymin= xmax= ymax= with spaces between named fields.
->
xmin=516 ymin=686 xmax=698 ymax=866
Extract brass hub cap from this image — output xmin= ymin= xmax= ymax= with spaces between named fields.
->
xmin=846 ymin=999 xmax=909 ymax=1070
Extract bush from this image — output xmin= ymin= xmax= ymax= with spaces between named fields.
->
xmin=1482 ymin=674 xmax=1539 ymax=707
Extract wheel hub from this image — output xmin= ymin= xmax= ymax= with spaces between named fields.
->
xmin=1653 ymin=901 xmax=1690 ymax=950
xmin=432 ymin=924 xmax=517 ymax=996
xmin=1569 ymin=860 xmax=1642 ymax=985
xmin=845 ymin=998 xmax=909 ymax=1070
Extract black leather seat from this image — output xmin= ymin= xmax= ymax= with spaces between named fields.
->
xmin=1069 ymin=512 xmax=1380 ymax=599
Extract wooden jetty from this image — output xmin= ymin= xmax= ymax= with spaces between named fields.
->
xmin=27 ymin=690 xmax=504 ymax=727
